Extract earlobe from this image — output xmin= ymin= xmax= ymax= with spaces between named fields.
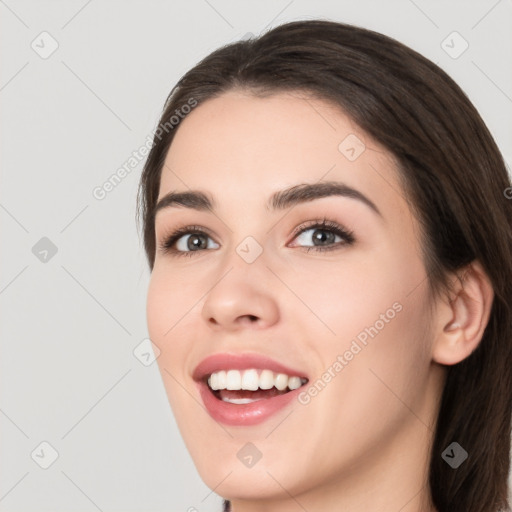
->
xmin=432 ymin=261 xmax=494 ymax=366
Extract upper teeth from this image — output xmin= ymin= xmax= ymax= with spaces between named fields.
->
xmin=207 ymin=369 xmax=307 ymax=391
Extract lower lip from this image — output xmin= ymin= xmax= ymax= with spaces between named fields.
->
xmin=197 ymin=381 xmax=302 ymax=426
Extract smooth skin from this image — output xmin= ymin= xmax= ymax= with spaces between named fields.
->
xmin=146 ymin=90 xmax=493 ymax=512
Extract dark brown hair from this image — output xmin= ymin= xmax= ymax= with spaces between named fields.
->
xmin=136 ymin=19 xmax=512 ymax=512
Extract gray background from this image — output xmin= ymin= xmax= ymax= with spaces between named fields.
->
xmin=1 ymin=0 xmax=511 ymax=511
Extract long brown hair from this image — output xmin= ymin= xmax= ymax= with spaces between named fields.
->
xmin=136 ymin=19 xmax=512 ymax=512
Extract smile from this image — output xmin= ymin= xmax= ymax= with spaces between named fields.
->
xmin=193 ymin=353 xmax=309 ymax=426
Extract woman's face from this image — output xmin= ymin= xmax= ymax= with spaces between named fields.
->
xmin=147 ymin=90 xmax=444 ymax=506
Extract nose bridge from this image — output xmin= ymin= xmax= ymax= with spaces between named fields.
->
xmin=225 ymin=222 xmax=275 ymax=283
xmin=234 ymin=232 xmax=266 ymax=266
xmin=218 ymin=208 xmax=270 ymax=273
xmin=200 ymin=232 xmax=280 ymax=330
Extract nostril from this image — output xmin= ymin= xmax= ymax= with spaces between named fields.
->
xmin=237 ymin=314 xmax=259 ymax=325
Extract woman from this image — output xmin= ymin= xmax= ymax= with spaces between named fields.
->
xmin=137 ymin=20 xmax=512 ymax=512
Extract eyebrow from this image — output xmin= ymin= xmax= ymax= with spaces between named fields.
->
xmin=153 ymin=181 xmax=382 ymax=219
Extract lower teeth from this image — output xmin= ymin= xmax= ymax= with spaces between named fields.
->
xmin=221 ymin=397 xmax=264 ymax=404
xmin=211 ymin=384 xmax=298 ymax=404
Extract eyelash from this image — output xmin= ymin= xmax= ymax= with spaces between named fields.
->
xmin=157 ymin=218 xmax=355 ymax=258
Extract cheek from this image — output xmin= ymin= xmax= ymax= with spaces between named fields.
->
xmin=293 ymin=246 xmax=432 ymax=423
xmin=295 ymin=289 xmax=433 ymax=479
xmin=146 ymin=268 xmax=196 ymax=387
xmin=306 ymin=290 xmax=429 ymax=415
xmin=282 ymin=250 xmax=408 ymax=343
xmin=146 ymin=272 xmax=198 ymax=427
xmin=146 ymin=266 xmax=197 ymax=342
xmin=146 ymin=277 xmax=165 ymax=341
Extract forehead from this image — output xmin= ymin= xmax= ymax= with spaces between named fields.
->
xmin=158 ymin=90 xmax=408 ymax=220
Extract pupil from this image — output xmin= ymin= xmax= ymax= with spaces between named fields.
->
xmin=313 ymin=229 xmax=334 ymax=245
xmin=188 ymin=234 xmax=207 ymax=250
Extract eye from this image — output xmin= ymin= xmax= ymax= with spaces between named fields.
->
xmin=158 ymin=225 xmax=219 ymax=258
xmin=290 ymin=218 xmax=355 ymax=252
xmin=157 ymin=218 xmax=355 ymax=258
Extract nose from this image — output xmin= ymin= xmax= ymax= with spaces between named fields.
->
xmin=201 ymin=258 xmax=280 ymax=332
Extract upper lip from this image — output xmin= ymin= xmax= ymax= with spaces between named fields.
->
xmin=192 ymin=353 xmax=309 ymax=382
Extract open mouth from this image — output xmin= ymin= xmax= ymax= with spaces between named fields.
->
xmin=204 ymin=369 xmax=309 ymax=405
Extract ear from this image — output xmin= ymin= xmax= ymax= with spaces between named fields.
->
xmin=432 ymin=260 xmax=494 ymax=366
